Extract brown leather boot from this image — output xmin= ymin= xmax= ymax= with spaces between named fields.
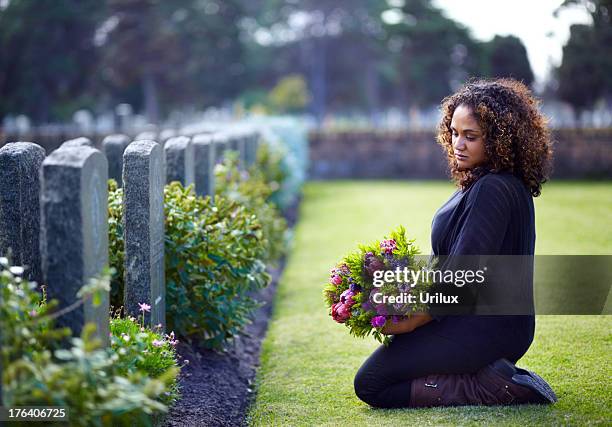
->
xmin=409 ymin=359 xmax=557 ymax=407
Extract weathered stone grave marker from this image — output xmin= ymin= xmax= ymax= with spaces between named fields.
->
xmin=40 ymin=146 xmax=109 ymax=343
xmin=192 ymin=133 xmax=216 ymax=197
xmin=102 ymin=134 xmax=130 ymax=186
xmin=165 ymin=136 xmax=194 ymax=186
xmin=122 ymin=140 xmax=166 ymax=328
xmin=0 ymin=142 xmax=46 ymax=284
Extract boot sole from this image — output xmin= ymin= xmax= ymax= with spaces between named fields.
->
xmin=491 ymin=359 xmax=558 ymax=404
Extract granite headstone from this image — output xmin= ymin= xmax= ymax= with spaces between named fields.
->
xmin=102 ymin=134 xmax=130 ymax=186
xmin=40 ymin=146 xmax=109 ymax=343
xmin=192 ymin=133 xmax=216 ymax=197
xmin=122 ymin=140 xmax=166 ymax=328
xmin=0 ymin=142 xmax=46 ymax=284
xmin=164 ymin=136 xmax=194 ymax=186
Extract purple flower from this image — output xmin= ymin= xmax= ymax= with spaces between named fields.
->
xmin=152 ymin=339 xmax=164 ymax=347
xmin=375 ymin=304 xmax=388 ymax=316
xmin=349 ymin=283 xmax=362 ymax=293
xmin=371 ymin=315 xmax=386 ymax=328
xmin=138 ymin=302 xmax=151 ymax=313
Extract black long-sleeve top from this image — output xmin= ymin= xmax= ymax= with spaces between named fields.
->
xmin=428 ymin=171 xmax=536 ymax=342
xmin=431 ymin=171 xmax=535 ymax=258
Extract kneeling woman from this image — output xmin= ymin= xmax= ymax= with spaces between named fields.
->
xmin=354 ymin=79 xmax=557 ymax=408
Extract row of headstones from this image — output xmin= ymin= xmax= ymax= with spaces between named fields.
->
xmin=0 ymin=130 xmax=261 ymax=346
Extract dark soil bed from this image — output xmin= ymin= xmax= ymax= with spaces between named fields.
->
xmin=163 ymin=199 xmax=299 ymax=427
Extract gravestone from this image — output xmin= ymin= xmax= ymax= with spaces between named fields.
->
xmin=192 ymin=133 xmax=216 ymax=197
xmin=165 ymin=136 xmax=194 ymax=186
xmin=213 ymin=133 xmax=228 ymax=165
xmin=227 ymin=134 xmax=239 ymax=153
xmin=122 ymin=140 xmax=166 ymax=328
xmin=40 ymin=146 xmax=109 ymax=343
xmin=245 ymin=132 xmax=258 ymax=166
xmin=102 ymin=134 xmax=130 ymax=186
xmin=135 ymin=131 xmax=158 ymax=142
xmin=0 ymin=142 xmax=46 ymax=284
xmin=61 ymin=137 xmax=94 ymax=149
xmin=237 ymin=133 xmax=248 ymax=167
xmin=159 ymin=129 xmax=177 ymax=146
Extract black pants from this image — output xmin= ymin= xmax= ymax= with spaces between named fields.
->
xmin=353 ymin=315 xmax=535 ymax=408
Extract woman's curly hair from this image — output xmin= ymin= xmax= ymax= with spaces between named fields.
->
xmin=437 ymin=78 xmax=553 ymax=197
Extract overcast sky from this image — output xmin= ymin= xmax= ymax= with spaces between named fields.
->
xmin=432 ymin=0 xmax=592 ymax=87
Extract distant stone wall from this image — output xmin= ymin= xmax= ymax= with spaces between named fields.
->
xmin=308 ymin=129 xmax=612 ymax=179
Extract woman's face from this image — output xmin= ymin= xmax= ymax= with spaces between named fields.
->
xmin=450 ymin=104 xmax=486 ymax=170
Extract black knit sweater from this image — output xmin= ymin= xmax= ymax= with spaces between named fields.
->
xmin=428 ymin=171 xmax=536 ymax=342
xmin=431 ymin=171 xmax=535 ymax=258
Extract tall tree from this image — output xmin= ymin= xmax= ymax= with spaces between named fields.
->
xmin=388 ymin=0 xmax=486 ymax=109
xmin=99 ymin=0 xmax=183 ymax=123
xmin=556 ymin=0 xmax=612 ymax=119
xmin=484 ymin=35 xmax=534 ymax=86
xmin=0 ymin=0 xmax=104 ymax=123
xmin=246 ymin=0 xmax=390 ymax=122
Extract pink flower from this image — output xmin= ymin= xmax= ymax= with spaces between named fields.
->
xmin=364 ymin=252 xmax=385 ymax=277
xmin=340 ymin=289 xmax=356 ymax=307
xmin=380 ymin=239 xmax=397 ymax=255
xmin=331 ymin=275 xmax=343 ymax=285
xmin=371 ymin=315 xmax=386 ymax=328
xmin=331 ymin=302 xmax=351 ymax=323
xmin=138 ymin=302 xmax=151 ymax=313
xmin=152 ymin=339 xmax=164 ymax=347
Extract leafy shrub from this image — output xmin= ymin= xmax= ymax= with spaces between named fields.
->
xmin=251 ymin=141 xmax=287 ymax=207
xmin=245 ymin=117 xmax=309 ymax=209
xmin=110 ymin=315 xmax=181 ymax=406
xmin=0 ymin=259 xmax=177 ymax=426
xmin=0 ymin=258 xmax=67 ymax=363
xmin=268 ymin=74 xmax=311 ymax=114
xmin=108 ymin=182 xmax=270 ymax=348
xmin=215 ymin=151 xmax=289 ymax=264
xmin=108 ymin=179 xmax=125 ymax=308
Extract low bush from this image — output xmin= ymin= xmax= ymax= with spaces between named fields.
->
xmin=0 ymin=259 xmax=178 ymax=426
xmin=215 ymin=151 xmax=289 ymax=264
xmin=110 ymin=314 xmax=181 ymax=406
xmin=108 ymin=182 xmax=270 ymax=348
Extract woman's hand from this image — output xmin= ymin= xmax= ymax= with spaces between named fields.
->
xmin=381 ymin=313 xmax=433 ymax=335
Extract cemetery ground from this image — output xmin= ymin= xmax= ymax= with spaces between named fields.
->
xmin=247 ymin=180 xmax=612 ymax=426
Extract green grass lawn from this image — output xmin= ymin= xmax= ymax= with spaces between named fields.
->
xmin=248 ymin=180 xmax=612 ymax=426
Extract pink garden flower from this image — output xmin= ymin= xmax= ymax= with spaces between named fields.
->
xmin=340 ymin=289 xmax=356 ymax=307
xmin=331 ymin=275 xmax=343 ymax=285
xmin=152 ymin=339 xmax=164 ymax=347
xmin=138 ymin=302 xmax=151 ymax=313
xmin=331 ymin=302 xmax=351 ymax=323
xmin=364 ymin=252 xmax=385 ymax=277
xmin=380 ymin=239 xmax=397 ymax=255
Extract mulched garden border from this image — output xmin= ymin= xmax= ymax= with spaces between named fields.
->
xmin=163 ymin=199 xmax=299 ymax=427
